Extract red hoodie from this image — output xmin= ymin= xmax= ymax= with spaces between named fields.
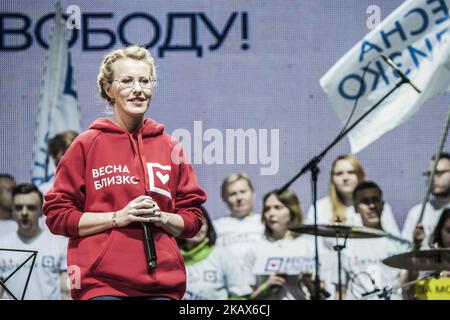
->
xmin=43 ymin=118 xmax=207 ymax=300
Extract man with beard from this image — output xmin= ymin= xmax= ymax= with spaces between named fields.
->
xmin=0 ymin=184 xmax=69 ymax=300
xmin=402 ymin=152 xmax=450 ymax=248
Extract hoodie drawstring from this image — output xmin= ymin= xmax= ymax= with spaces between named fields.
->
xmin=135 ymin=130 xmax=151 ymax=195
xmin=126 ymin=131 xmax=149 ymax=194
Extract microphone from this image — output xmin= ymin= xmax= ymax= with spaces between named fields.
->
xmin=142 ymin=222 xmax=157 ymax=270
xmin=380 ymin=54 xmax=421 ymax=94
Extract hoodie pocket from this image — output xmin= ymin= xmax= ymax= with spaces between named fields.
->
xmin=88 ymin=230 xmax=117 ymax=272
xmin=90 ymin=228 xmax=186 ymax=293
xmin=160 ymin=232 xmax=185 ymax=272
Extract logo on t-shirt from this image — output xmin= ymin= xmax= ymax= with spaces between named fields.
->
xmin=42 ymin=255 xmax=55 ymax=269
xmin=203 ymin=270 xmax=217 ymax=283
xmin=265 ymin=257 xmax=283 ymax=273
xmin=183 ymin=290 xmax=208 ymax=300
xmin=146 ymin=162 xmax=171 ymax=198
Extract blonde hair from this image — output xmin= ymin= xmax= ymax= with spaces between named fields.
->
xmin=220 ymin=172 xmax=254 ymax=201
xmin=328 ymin=155 xmax=366 ymax=223
xmin=262 ymin=189 xmax=303 ymax=239
xmin=97 ymin=45 xmax=157 ymax=105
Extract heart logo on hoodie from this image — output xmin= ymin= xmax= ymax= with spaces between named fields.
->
xmin=146 ymin=162 xmax=172 ymax=199
xmin=156 ymin=171 xmax=169 ymax=185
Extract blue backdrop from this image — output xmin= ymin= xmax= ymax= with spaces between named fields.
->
xmin=1 ymin=0 xmax=449 ymax=228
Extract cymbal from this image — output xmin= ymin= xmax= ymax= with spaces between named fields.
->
xmin=383 ymin=249 xmax=450 ymax=271
xmin=288 ymin=224 xmax=387 ymax=238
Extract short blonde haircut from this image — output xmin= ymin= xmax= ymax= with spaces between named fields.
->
xmin=97 ymin=45 xmax=157 ymax=105
xmin=221 ymin=172 xmax=254 ymax=202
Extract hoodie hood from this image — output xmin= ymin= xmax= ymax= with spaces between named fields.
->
xmin=89 ymin=118 xmax=165 ymax=137
xmin=88 ymin=118 xmax=166 ymax=196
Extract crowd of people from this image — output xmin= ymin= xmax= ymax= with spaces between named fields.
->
xmin=1 ymin=45 xmax=449 ymax=300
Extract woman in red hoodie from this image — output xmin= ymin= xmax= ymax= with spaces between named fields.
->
xmin=43 ymin=45 xmax=207 ymax=300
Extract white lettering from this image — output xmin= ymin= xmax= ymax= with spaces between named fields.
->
xmin=107 ymin=176 xmax=115 ymax=185
xmin=169 ymin=121 xmax=280 ymax=175
xmin=203 ymin=128 xmax=223 ymax=164
xmin=130 ymin=176 xmax=139 ymax=184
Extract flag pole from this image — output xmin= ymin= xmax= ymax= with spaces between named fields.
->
xmin=32 ymin=0 xmax=80 ymax=186
xmin=278 ymin=79 xmax=406 ymax=193
xmin=43 ymin=0 xmax=64 ymax=180
xmin=417 ymin=104 xmax=450 ymax=227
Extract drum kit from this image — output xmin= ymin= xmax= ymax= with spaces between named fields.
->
xmin=289 ymin=223 xmax=450 ymax=300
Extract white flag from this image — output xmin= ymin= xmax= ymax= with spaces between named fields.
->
xmin=31 ymin=2 xmax=81 ymax=186
xmin=320 ymin=0 xmax=450 ymax=154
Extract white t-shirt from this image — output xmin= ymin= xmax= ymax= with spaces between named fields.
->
xmin=242 ymin=235 xmax=337 ymax=300
xmin=0 ymin=230 xmax=67 ymax=300
xmin=0 ymin=217 xmax=53 ymax=236
xmin=343 ymin=237 xmax=408 ymax=300
xmin=401 ymin=199 xmax=450 ymax=248
xmin=38 ymin=179 xmax=56 ymax=234
xmin=306 ymin=196 xmax=400 ymax=235
xmin=306 ymin=197 xmax=362 ymax=226
xmin=0 ymin=219 xmax=17 ymax=236
xmin=184 ymin=246 xmax=253 ymax=300
xmin=213 ymin=214 xmax=264 ymax=269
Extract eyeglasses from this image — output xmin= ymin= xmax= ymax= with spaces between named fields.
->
xmin=112 ymin=76 xmax=156 ymax=89
xmin=422 ymin=170 xmax=450 ymax=178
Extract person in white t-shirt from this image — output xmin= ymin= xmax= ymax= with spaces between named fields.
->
xmin=0 ymin=174 xmax=17 ymax=236
xmin=343 ymin=181 xmax=408 ymax=300
xmin=178 ymin=206 xmax=252 ymax=300
xmin=401 ymin=208 xmax=450 ymax=300
xmin=402 ymin=152 xmax=450 ymax=247
xmin=305 ymin=155 xmax=400 ymax=236
xmin=213 ymin=173 xmax=264 ymax=270
xmin=0 ymin=184 xmax=68 ymax=300
xmin=243 ymin=189 xmax=336 ymax=300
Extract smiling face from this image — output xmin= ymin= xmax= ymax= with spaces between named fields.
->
xmin=263 ymin=194 xmax=292 ymax=239
xmin=353 ymin=187 xmax=384 ymax=229
xmin=105 ymin=58 xmax=153 ymax=127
